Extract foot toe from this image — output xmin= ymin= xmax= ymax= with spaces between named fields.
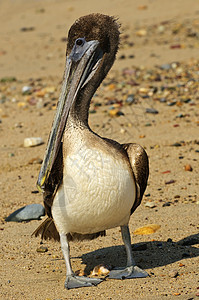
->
xmin=108 ymin=266 xmax=148 ymax=280
xmin=65 ymin=275 xmax=103 ymax=289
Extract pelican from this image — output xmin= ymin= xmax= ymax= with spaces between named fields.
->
xmin=33 ymin=13 xmax=149 ymax=289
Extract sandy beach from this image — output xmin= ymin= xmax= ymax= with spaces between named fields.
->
xmin=0 ymin=0 xmax=199 ymax=299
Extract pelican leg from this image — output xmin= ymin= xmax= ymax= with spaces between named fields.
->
xmin=60 ymin=234 xmax=103 ymax=289
xmin=108 ymin=225 xmax=148 ymax=279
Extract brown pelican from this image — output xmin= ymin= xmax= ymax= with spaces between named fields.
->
xmin=33 ymin=13 xmax=149 ymax=289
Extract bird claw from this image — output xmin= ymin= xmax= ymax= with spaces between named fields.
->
xmin=108 ymin=265 xmax=148 ymax=280
xmin=65 ymin=275 xmax=103 ymax=289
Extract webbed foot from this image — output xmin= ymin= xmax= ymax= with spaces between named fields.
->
xmin=65 ymin=275 xmax=103 ymax=289
xmin=108 ymin=265 xmax=148 ymax=280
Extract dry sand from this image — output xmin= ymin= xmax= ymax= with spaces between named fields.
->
xmin=0 ymin=0 xmax=199 ymax=299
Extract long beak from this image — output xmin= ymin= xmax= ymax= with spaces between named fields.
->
xmin=37 ymin=39 xmax=102 ymax=192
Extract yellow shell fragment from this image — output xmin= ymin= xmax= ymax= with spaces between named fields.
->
xmin=108 ymin=108 xmax=120 ymax=117
xmin=17 ymin=101 xmax=27 ymax=108
xmin=44 ymin=86 xmax=56 ymax=94
xmin=136 ymin=29 xmax=147 ymax=37
xmin=35 ymin=90 xmax=45 ymax=97
xmin=133 ymin=224 xmax=161 ymax=235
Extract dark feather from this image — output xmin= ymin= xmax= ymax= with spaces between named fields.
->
xmin=122 ymin=143 xmax=149 ymax=214
xmin=32 ymin=217 xmax=60 ymax=241
xmin=43 ymin=142 xmax=63 ymax=218
xmin=32 ymin=217 xmax=106 ymax=242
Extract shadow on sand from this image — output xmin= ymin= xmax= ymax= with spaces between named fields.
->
xmin=72 ymin=234 xmax=199 ymax=275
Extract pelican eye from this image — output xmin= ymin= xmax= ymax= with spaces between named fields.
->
xmin=69 ymin=39 xmax=99 ymax=63
xmin=75 ymin=38 xmax=85 ymax=47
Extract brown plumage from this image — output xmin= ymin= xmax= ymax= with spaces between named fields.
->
xmin=33 ymin=13 xmax=149 ymax=289
xmin=33 ymin=13 xmax=148 ymax=242
xmin=122 ymin=143 xmax=149 ymax=214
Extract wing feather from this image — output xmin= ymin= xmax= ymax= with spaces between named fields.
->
xmin=122 ymin=143 xmax=149 ymax=214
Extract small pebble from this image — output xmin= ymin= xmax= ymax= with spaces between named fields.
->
xmin=167 ymin=238 xmax=173 ymax=243
xmin=145 ymin=193 xmax=151 ymax=197
xmin=146 ymin=108 xmax=159 ymax=114
xmin=36 ymin=98 xmax=44 ymax=109
xmin=176 ymin=113 xmax=184 ymax=118
xmin=170 ymin=44 xmax=182 ymax=49
xmin=167 ymin=101 xmax=176 ymax=106
xmin=108 ymin=108 xmax=122 ymax=117
xmin=126 ymin=94 xmax=135 ymax=105
xmin=89 ymin=109 xmax=96 ymax=114
xmin=145 ymin=201 xmax=156 ymax=208
xmin=137 ymin=5 xmax=148 ymax=10
xmin=28 ymin=157 xmax=43 ymax=164
xmin=20 ymin=27 xmax=35 ymax=32
xmin=162 ymin=170 xmax=171 ymax=174
xmin=184 ymin=164 xmax=193 ymax=171
xmin=22 ymin=86 xmax=32 ymax=94
xmin=136 ymin=29 xmax=147 ymax=37
xmin=75 ymin=269 xmax=85 ymax=276
xmin=0 ymin=77 xmax=16 ymax=82
xmin=119 ymin=54 xmax=126 ymax=60
xmin=162 ymin=202 xmax=171 ymax=207
xmin=15 ymin=122 xmax=23 ymax=128
xmin=24 ymin=137 xmax=44 ymax=147
xmin=171 ymin=142 xmax=182 ymax=147
xmin=8 ymin=153 xmax=15 ymax=157
xmin=31 ymin=190 xmax=39 ymax=194
xmin=165 ymin=179 xmax=176 ymax=184
xmin=160 ymin=64 xmax=171 ymax=70
xmin=157 ymin=25 xmax=165 ymax=33
xmin=17 ymin=101 xmax=27 ymax=108
xmin=168 ymin=270 xmax=179 ymax=278
xmin=36 ymin=246 xmax=48 ymax=253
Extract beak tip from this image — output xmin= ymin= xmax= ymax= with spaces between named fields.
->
xmin=36 ymin=175 xmax=46 ymax=193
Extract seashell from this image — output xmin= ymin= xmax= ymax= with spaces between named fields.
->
xmin=91 ymin=264 xmax=110 ymax=276
xmin=133 ymin=224 xmax=161 ymax=235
